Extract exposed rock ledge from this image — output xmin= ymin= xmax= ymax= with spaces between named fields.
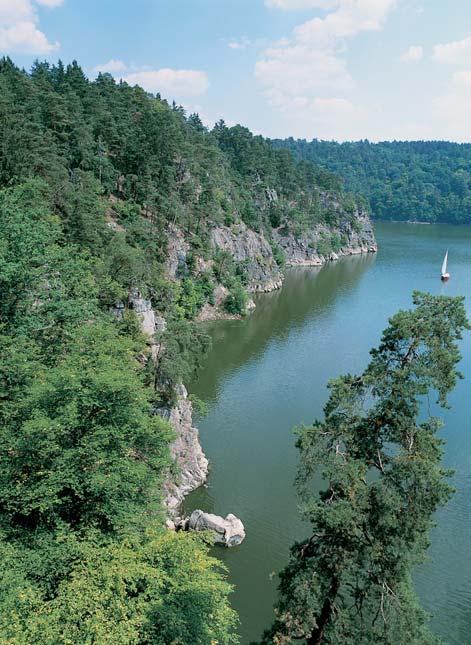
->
xmin=156 ymin=385 xmax=209 ymax=515
xmin=210 ymin=223 xmax=283 ymax=294
xmin=273 ymin=212 xmax=377 ymax=268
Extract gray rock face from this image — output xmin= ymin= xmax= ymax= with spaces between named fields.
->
xmin=211 ymin=223 xmax=283 ymax=293
xmin=273 ymin=210 xmax=377 ymax=267
xmin=157 ymin=386 xmax=209 ymax=514
xmin=166 ymin=225 xmax=190 ymax=279
xmin=110 ymin=288 xmax=158 ymax=338
xmin=119 ymin=292 xmax=208 ymax=516
xmin=129 ymin=288 xmax=156 ymax=337
xmin=188 ymin=509 xmax=246 ymax=547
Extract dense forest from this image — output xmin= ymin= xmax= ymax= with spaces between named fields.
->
xmin=274 ymin=139 xmax=471 ymax=224
xmin=0 ymin=57 xmax=369 ymax=643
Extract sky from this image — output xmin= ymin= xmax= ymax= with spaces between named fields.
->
xmin=2 ymin=0 xmax=471 ymax=142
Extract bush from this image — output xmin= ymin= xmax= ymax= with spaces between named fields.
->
xmin=316 ymin=233 xmax=333 ymax=257
xmin=330 ymin=232 xmax=342 ymax=252
xmin=224 ymin=285 xmax=248 ymax=315
xmin=270 ymin=241 xmax=286 ymax=267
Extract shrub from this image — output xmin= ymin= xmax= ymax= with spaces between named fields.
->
xmin=224 ymin=285 xmax=248 ymax=315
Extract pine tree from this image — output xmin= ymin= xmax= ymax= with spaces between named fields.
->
xmin=265 ymin=292 xmax=469 ymax=645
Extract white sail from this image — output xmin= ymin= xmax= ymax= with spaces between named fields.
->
xmin=441 ymin=250 xmax=448 ymax=276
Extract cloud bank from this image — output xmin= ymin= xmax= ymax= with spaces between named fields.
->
xmin=0 ymin=0 xmax=62 ymax=54
xmin=400 ymin=45 xmax=423 ymax=62
xmin=257 ymin=0 xmax=397 ymax=137
xmin=91 ymin=60 xmax=209 ymax=100
xmin=122 ymin=69 xmax=209 ymax=96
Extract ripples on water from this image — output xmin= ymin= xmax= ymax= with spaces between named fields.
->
xmin=186 ymin=223 xmax=471 ymax=644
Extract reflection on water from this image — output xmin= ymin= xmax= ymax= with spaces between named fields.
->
xmin=186 ymin=223 xmax=471 ymax=644
xmin=197 ymin=253 xmax=376 ymax=406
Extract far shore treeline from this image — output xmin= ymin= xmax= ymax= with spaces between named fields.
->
xmin=275 ymin=138 xmax=471 ymax=225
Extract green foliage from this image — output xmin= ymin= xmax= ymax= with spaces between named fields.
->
xmin=0 ymin=530 xmax=238 ymax=644
xmin=270 ymin=241 xmax=286 ymax=268
xmin=0 ymin=322 xmax=173 ymax=536
xmin=148 ymin=320 xmax=211 ymax=406
xmin=0 ymin=58 xmax=240 ymax=643
xmin=176 ymin=275 xmax=215 ymax=319
xmin=224 ymin=285 xmax=248 ymax=316
xmin=265 ymin=292 xmax=469 ymax=644
xmin=316 ymin=232 xmax=333 ymax=257
xmin=275 ymin=138 xmax=471 ymax=224
xmin=189 ymin=394 xmax=209 ymax=418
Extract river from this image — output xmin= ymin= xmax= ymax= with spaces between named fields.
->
xmin=185 ymin=222 xmax=471 ymax=644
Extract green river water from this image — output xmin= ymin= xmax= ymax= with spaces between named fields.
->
xmin=185 ymin=222 xmax=471 ymax=644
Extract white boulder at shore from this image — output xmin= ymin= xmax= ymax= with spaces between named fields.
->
xmin=187 ymin=509 xmax=246 ymax=547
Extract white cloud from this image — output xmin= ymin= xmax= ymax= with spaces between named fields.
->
xmin=433 ymin=36 xmax=471 ymax=65
xmin=265 ymin=0 xmax=339 ymax=9
xmin=452 ymin=70 xmax=471 ymax=86
xmin=293 ymin=0 xmax=397 ymax=46
xmin=0 ymin=0 xmax=61 ymax=54
xmin=312 ymin=96 xmax=355 ymax=114
xmin=255 ymin=1 xmax=404 ymax=139
xmin=256 ymin=45 xmax=353 ymax=95
xmin=228 ymin=37 xmax=251 ymax=50
xmin=92 ymin=59 xmax=127 ymax=74
xmin=428 ymin=36 xmax=471 ymax=139
xmin=122 ymin=69 xmax=209 ymax=97
xmin=35 ymin=0 xmax=64 ymax=7
xmin=400 ymin=45 xmax=423 ymax=62
xmin=256 ymin=0 xmax=397 ymax=122
xmin=432 ymin=71 xmax=471 ymax=140
xmin=0 ymin=0 xmax=33 ymax=24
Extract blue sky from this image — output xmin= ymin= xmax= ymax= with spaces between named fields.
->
xmin=3 ymin=0 xmax=471 ymax=141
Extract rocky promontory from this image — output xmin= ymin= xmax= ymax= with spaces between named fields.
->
xmin=273 ymin=209 xmax=377 ymax=267
xmin=210 ymin=223 xmax=283 ymax=293
xmin=156 ymin=385 xmax=209 ymax=514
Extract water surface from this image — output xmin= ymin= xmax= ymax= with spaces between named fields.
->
xmin=186 ymin=222 xmax=471 ymax=644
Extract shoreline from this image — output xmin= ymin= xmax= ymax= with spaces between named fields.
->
xmin=170 ymin=243 xmax=378 ymax=517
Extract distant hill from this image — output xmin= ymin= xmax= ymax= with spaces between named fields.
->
xmin=273 ymin=139 xmax=471 ymax=224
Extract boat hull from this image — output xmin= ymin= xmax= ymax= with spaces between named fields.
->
xmin=441 ymin=273 xmax=450 ymax=282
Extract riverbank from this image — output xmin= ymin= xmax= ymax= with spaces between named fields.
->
xmin=164 ymin=238 xmax=377 ymax=518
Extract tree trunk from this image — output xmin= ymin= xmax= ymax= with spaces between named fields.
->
xmin=307 ymin=577 xmax=339 ymax=645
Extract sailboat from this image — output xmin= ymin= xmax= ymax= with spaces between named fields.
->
xmin=441 ymin=250 xmax=450 ymax=282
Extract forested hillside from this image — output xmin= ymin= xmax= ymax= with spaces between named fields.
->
xmin=274 ymin=139 xmax=471 ymax=224
xmin=0 ymin=58 xmax=374 ymax=642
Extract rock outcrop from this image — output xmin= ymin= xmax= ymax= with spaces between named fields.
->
xmin=114 ymin=290 xmax=209 ymax=516
xmin=110 ymin=288 xmax=166 ymax=339
xmin=211 ymin=223 xmax=283 ymax=293
xmin=165 ymin=225 xmax=190 ymax=279
xmin=156 ymin=385 xmax=209 ymax=515
xmin=273 ymin=210 xmax=377 ymax=267
xmin=186 ymin=509 xmax=246 ymax=547
xmin=164 ymin=206 xmax=377 ymax=320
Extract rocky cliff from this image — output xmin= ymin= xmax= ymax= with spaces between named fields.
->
xmin=111 ymin=289 xmax=209 ymax=516
xmin=273 ymin=209 xmax=377 ymax=267
xmin=165 ymin=203 xmax=376 ymax=308
xmin=210 ymin=223 xmax=283 ymax=293
xmin=156 ymin=385 xmax=209 ymax=515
